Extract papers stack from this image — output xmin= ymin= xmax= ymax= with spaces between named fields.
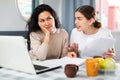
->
xmin=33 ymin=57 xmax=85 ymax=68
xmin=81 ymin=37 xmax=116 ymax=58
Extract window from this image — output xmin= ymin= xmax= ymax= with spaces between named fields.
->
xmin=16 ymin=0 xmax=32 ymax=21
xmin=96 ymin=0 xmax=120 ymax=31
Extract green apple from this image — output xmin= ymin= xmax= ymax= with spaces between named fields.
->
xmin=99 ymin=58 xmax=116 ymax=70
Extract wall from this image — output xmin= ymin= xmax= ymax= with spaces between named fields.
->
xmin=0 ymin=0 xmax=26 ymax=31
xmin=112 ymin=31 xmax=120 ymax=62
xmin=43 ymin=0 xmax=62 ymax=22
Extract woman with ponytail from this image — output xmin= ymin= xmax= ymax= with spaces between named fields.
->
xmin=66 ymin=5 xmax=115 ymax=58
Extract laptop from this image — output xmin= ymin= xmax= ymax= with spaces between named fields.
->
xmin=0 ymin=35 xmax=61 ymax=74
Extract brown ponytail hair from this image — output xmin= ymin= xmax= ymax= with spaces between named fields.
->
xmin=75 ymin=5 xmax=101 ymax=28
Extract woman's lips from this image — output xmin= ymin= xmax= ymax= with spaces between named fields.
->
xmin=76 ymin=26 xmax=80 ymax=29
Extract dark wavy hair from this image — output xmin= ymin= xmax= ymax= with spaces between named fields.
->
xmin=26 ymin=4 xmax=60 ymax=50
xmin=75 ymin=5 xmax=101 ymax=28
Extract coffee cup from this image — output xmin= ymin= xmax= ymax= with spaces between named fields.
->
xmin=64 ymin=64 xmax=79 ymax=78
xmin=85 ymin=58 xmax=99 ymax=77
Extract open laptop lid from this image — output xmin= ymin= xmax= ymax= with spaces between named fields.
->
xmin=0 ymin=36 xmax=36 ymax=74
xmin=0 ymin=35 xmax=61 ymax=74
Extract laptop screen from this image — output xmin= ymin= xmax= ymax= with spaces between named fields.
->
xmin=0 ymin=35 xmax=61 ymax=74
xmin=0 ymin=36 xmax=36 ymax=74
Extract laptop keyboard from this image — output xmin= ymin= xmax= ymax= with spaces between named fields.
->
xmin=33 ymin=65 xmax=48 ymax=70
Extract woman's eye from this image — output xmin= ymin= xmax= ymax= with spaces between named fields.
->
xmin=39 ymin=19 xmax=44 ymax=22
xmin=75 ymin=17 xmax=82 ymax=21
xmin=78 ymin=17 xmax=82 ymax=20
xmin=47 ymin=17 xmax=52 ymax=21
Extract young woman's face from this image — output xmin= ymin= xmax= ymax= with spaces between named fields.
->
xmin=75 ymin=11 xmax=90 ymax=31
xmin=38 ymin=11 xmax=54 ymax=32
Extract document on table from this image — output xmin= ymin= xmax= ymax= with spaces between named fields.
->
xmin=81 ymin=37 xmax=116 ymax=58
xmin=33 ymin=57 xmax=85 ymax=68
xmin=60 ymin=57 xmax=85 ymax=67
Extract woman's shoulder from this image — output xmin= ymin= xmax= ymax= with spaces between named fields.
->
xmin=97 ymin=28 xmax=112 ymax=37
xmin=30 ymin=31 xmax=43 ymax=39
xmin=57 ymin=28 xmax=68 ymax=34
xmin=30 ymin=31 xmax=41 ymax=35
xmin=56 ymin=29 xmax=69 ymax=38
xmin=99 ymin=28 xmax=111 ymax=33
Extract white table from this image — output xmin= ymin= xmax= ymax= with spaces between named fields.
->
xmin=0 ymin=63 xmax=120 ymax=80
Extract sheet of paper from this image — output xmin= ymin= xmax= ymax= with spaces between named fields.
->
xmin=33 ymin=57 xmax=85 ymax=68
xmin=81 ymin=37 xmax=116 ymax=58
xmin=60 ymin=57 xmax=85 ymax=67
xmin=33 ymin=59 xmax=61 ymax=68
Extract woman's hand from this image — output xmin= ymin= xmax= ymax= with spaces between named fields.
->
xmin=67 ymin=51 xmax=77 ymax=58
xmin=41 ymin=26 xmax=50 ymax=36
xmin=66 ymin=43 xmax=78 ymax=53
xmin=41 ymin=26 xmax=50 ymax=43
xmin=102 ymin=48 xmax=115 ymax=58
xmin=65 ymin=43 xmax=79 ymax=57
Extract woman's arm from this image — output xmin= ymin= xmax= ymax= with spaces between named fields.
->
xmin=29 ymin=32 xmax=49 ymax=60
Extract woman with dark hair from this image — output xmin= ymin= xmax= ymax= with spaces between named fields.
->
xmin=66 ymin=5 xmax=115 ymax=58
xmin=26 ymin=4 xmax=68 ymax=60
